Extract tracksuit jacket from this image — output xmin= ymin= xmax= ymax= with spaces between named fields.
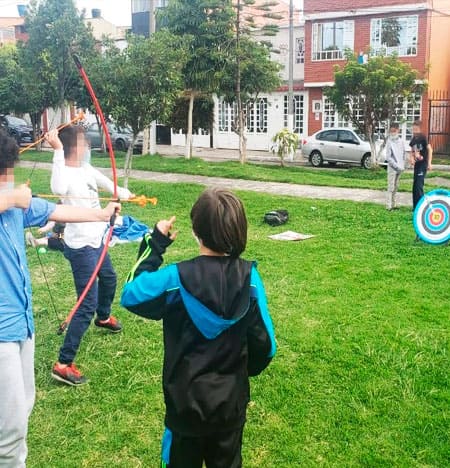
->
xmin=120 ymin=227 xmax=276 ymax=437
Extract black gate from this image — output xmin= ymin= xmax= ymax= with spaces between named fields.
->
xmin=428 ymin=91 xmax=450 ymax=154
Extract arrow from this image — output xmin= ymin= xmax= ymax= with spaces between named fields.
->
xmin=36 ymin=193 xmax=158 ymax=207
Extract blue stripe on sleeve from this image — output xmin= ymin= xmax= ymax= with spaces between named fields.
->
xmin=161 ymin=427 xmax=172 ymax=465
xmin=250 ymin=266 xmax=277 ymax=358
xmin=121 ymin=264 xmax=179 ymax=308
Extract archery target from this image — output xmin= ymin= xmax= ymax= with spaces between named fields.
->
xmin=413 ymin=189 xmax=450 ymax=244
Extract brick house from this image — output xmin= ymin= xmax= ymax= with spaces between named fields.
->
xmin=303 ymin=0 xmax=450 ymax=148
xmin=0 ymin=17 xmax=27 ymax=44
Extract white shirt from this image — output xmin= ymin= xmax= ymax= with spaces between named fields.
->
xmin=51 ymin=149 xmax=131 ymax=249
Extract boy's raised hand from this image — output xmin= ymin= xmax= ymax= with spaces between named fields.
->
xmin=156 ymin=216 xmax=178 ymax=241
xmin=44 ymin=129 xmax=63 ymax=150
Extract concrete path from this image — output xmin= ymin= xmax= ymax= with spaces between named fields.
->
xmin=19 ymin=160 xmax=415 ymax=207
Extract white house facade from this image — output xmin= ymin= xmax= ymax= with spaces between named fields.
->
xmin=171 ymin=23 xmax=306 ymax=151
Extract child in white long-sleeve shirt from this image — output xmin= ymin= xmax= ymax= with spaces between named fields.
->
xmin=47 ymin=126 xmax=133 ymax=386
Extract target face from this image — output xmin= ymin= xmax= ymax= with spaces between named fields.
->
xmin=413 ymin=189 xmax=450 ymax=244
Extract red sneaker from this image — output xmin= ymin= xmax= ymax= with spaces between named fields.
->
xmin=52 ymin=362 xmax=87 ymax=386
xmin=94 ymin=315 xmax=122 ymax=333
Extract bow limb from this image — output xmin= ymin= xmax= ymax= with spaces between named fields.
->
xmin=57 ymin=55 xmax=118 ymax=335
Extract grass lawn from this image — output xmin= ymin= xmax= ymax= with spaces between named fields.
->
xmin=20 ymin=150 xmax=450 ymax=193
xmin=21 ymin=168 xmax=449 ymax=467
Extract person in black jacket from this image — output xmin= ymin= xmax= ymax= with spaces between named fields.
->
xmin=409 ymin=120 xmax=433 ymax=210
xmin=121 ymin=188 xmax=276 ymax=468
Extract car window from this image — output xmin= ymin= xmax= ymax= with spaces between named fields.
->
xmin=317 ymin=130 xmax=338 ymax=142
xmin=339 ymin=130 xmax=358 ymax=144
xmin=6 ymin=116 xmax=28 ymax=126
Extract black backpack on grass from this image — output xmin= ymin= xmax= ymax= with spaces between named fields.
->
xmin=263 ymin=209 xmax=289 ymax=226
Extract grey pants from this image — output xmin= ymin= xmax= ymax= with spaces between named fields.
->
xmin=0 ymin=337 xmax=35 ymax=468
xmin=387 ymin=166 xmax=402 ymax=209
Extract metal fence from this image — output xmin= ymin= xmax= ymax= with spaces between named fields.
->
xmin=428 ymin=91 xmax=450 ymax=154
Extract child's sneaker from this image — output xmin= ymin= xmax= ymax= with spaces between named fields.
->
xmin=52 ymin=362 xmax=87 ymax=386
xmin=94 ymin=315 xmax=122 ymax=333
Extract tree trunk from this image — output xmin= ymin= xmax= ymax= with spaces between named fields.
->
xmin=123 ymin=134 xmax=137 ymax=189
xmin=185 ymin=92 xmax=195 ymax=160
xmin=60 ymin=104 xmax=67 ymax=125
xmin=30 ymin=112 xmax=42 ymax=151
xmin=239 ymin=111 xmax=247 ymax=164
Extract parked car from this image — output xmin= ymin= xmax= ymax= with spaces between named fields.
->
xmin=86 ymin=122 xmax=143 ymax=153
xmin=301 ymin=128 xmax=385 ymax=169
xmin=0 ymin=114 xmax=34 ymax=146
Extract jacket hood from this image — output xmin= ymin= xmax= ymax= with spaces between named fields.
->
xmin=177 ymin=256 xmax=253 ymax=322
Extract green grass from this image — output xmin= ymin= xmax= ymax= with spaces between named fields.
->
xmin=21 ymin=167 xmax=449 ymax=467
xmin=20 ymin=150 xmax=450 ymax=193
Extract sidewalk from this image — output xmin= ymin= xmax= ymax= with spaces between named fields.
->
xmin=18 ymin=160 xmax=414 ymax=207
xmin=155 ymin=144 xmax=450 ymax=172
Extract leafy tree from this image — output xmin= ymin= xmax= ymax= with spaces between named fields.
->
xmin=0 ymin=45 xmax=24 ymax=115
xmin=167 ymin=96 xmax=214 ymax=135
xmin=24 ymin=0 xmax=96 ymax=123
xmin=0 ymin=44 xmax=55 ymax=145
xmin=221 ymin=36 xmax=280 ymax=161
xmin=89 ymin=31 xmax=188 ymax=187
xmin=231 ymin=0 xmax=282 ymax=163
xmin=325 ymin=53 xmax=427 ymax=167
xmin=160 ymin=0 xmax=235 ymax=159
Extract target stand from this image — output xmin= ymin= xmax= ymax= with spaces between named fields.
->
xmin=413 ymin=189 xmax=450 ymax=244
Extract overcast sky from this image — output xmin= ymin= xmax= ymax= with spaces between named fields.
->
xmin=0 ymin=0 xmax=303 ymax=27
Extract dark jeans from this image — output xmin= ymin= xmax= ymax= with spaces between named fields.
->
xmin=162 ymin=426 xmax=244 ymax=468
xmin=59 ymin=245 xmax=117 ymax=364
xmin=413 ymin=162 xmax=427 ymax=210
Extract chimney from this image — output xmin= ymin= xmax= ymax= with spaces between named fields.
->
xmin=91 ymin=9 xmax=102 ymax=19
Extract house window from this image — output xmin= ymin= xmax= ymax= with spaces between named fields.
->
xmin=218 ymin=100 xmax=228 ymax=132
xmin=247 ymin=98 xmax=268 ymax=134
xmin=296 ymin=38 xmax=305 ymax=64
xmin=323 ymin=97 xmax=349 ymax=128
xmin=312 ymin=20 xmax=354 ymax=61
xmin=284 ymin=95 xmax=305 ymax=134
xmin=371 ymin=16 xmax=418 ymax=57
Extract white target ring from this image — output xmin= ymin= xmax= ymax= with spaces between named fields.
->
xmin=413 ymin=189 xmax=450 ymax=244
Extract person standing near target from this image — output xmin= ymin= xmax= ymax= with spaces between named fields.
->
xmin=385 ymin=122 xmax=407 ymax=211
xmin=409 ymin=120 xmax=433 ymax=210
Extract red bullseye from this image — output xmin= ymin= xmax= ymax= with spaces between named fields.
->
xmin=429 ymin=208 xmax=444 ymax=226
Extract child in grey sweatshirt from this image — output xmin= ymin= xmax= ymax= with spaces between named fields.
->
xmin=386 ymin=123 xmax=407 ymax=210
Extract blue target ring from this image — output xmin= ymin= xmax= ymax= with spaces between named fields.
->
xmin=414 ymin=189 xmax=450 ymax=244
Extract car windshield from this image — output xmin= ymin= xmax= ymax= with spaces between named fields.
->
xmin=6 ymin=116 xmax=28 ymax=126
xmin=355 ymin=132 xmax=369 ymax=142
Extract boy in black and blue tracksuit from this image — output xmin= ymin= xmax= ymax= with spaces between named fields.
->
xmin=121 ymin=188 xmax=276 ymax=468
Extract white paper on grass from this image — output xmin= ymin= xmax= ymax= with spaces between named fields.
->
xmin=268 ymin=231 xmax=315 ymax=241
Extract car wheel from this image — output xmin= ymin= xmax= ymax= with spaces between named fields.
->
xmin=115 ymin=139 xmax=126 ymax=151
xmin=361 ymin=153 xmax=372 ymax=170
xmin=310 ymin=151 xmax=323 ymax=167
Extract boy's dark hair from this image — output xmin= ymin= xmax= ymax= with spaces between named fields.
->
xmin=59 ymin=125 xmax=86 ymax=157
xmin=191 ymin=188 xmax=247 ymax=257
xmin=0 ymin=129 xmax=19 ymax=175
xmin=389 ymin=122 xmax=400 ymax=130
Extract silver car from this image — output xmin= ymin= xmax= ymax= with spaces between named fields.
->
xmin=302 ymin=128 xmax=384 ymax=169
xmin=86 ymin=123 xmax=143 ymax=152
